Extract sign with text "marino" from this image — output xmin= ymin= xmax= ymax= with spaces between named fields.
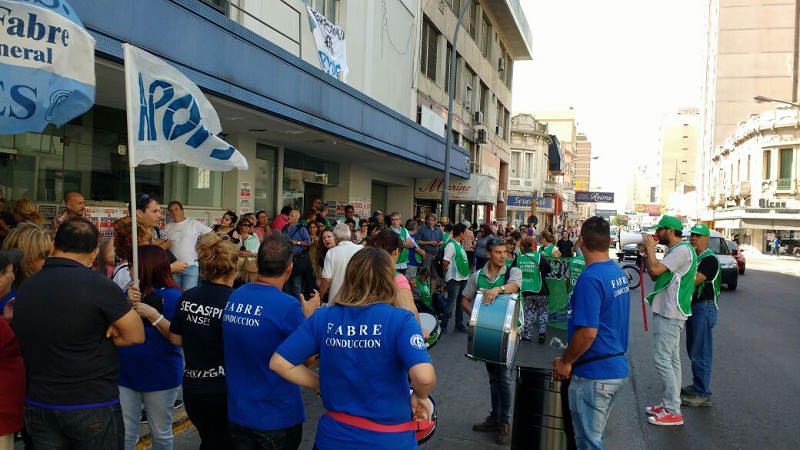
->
xmin=415 ymin=175 xmax=497 ymax=204
xmin=575 ymin=191 xmax=615 ymax=203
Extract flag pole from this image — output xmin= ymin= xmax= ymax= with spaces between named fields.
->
xmin=123 ymin=43 xmax=139 ymax=288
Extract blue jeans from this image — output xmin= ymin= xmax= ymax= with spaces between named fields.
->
xmin=24 ymin=403 xmax=124 ymax=450
xmin=685 ymin=301 xmax=718 ymax=397
xmin=173 ymin=264 xmax=199 ymax=290
xmin=652 ymin=314 xmax=685 ymax=414
xmin=485 ymin=363 xmax=514 ymax=423
xmin=229 ymin=422 xmax=302 ymax=450
xmin=568 ymin=375 xmax=627 ymax=450
xmin=119 ymin=386 xmax=179 ymax=450
xmin=444 ymin=279 xmax=467 ymax=330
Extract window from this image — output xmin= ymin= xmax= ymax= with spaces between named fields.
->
xmin=420 ymin=19 xmax=439 ymax=82
xmin=445 ymin=45 xmax=452 ymax=93
xmin=480 ymin=82 xmax=489 ymax=116
xmin=200 ymin=0 xmax=227 ymax=14
xmin=463 ymin=65 xmax=476 ymax=109
xmin=468 ymin=2 xmax=478 ymax=40
xmin=779 ymin=148 xmax=793 ymax=179
xmin=480 ymin=15 xmax=491 ymax=57
xmin=511 ymin=151 xmax=521 ymax=177
xmin=524 ymin=152 xmax=534 ymax=179
xmin=447 ymin=0 xmax=461 ymax=15
xmin=309 ymin=0 xmax=336 ymax=23
xmin=763 ymin=150 xmax=771 ymax=179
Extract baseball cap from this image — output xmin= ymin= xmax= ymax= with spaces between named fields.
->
xmin=0 ymin=248 xmax=23 ymax=268
xmin=689 ymin=223 xmax=710 ymax=236
xmin=654 ymin=215 xmax=683 ymax=232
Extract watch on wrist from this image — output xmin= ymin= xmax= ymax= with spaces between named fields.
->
xmin=500 ymin=285 xmax=505 ymax=293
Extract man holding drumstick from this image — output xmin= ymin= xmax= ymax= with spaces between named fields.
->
xmin=461 ymin=237 xmax=522 ymax=445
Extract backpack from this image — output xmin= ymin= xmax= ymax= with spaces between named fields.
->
xmin=433 ymin=248 xmax=446 ymax=279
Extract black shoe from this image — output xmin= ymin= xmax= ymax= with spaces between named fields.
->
xmin=455 ymin=326 xmax=468 ymax=334
xmin=521 ymin=337 xmax=531 ymax=342
xmin=173 ymin=400 xmax=184 ymax=409
xmin=140 ymin=409 xmax=148 ymax=424
xmin=440 ymin=326 xmax=448 ymax=335
xmin=538 ymin=333 xmax=546 ymax=344
xmin=472 ymin=415 xmax=500 ymax=432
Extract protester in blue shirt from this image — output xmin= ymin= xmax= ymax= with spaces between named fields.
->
xmin=271 ymin=246 xmax=436 ymax=450
xmin=554 ymin=216 xmax=630 ymax=450
xmin=223 ymin=234 xmax=319 ymax=450
xmin=120 ymin=245 xmax=184 ymax=450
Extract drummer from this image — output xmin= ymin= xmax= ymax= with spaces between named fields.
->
xmin=460 ymin=237 xmax=523 ymax=445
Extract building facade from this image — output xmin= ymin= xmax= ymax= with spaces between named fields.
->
xmin=0 ymin=0 xmax=531 ymax=229
xmin=507 ymin=113 xmax=552 ymax=227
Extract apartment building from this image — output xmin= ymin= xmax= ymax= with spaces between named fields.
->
xmin=699 ymin=0 xmax=799 ymax=251
xmin=0 ymin=0 xmax=531 ymax=227
xmin=658 ymin=108 xmax=700 ymax=218
xmin=508 ymin=113 xmax=553 ymax=228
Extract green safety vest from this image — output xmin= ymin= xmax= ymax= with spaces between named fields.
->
xmin=516 ymin=251 xmax=543 ymax=293
xmin=568 ymin=254 xmax=586 ymax=289
xmin=694 ymin=248 xmax=721 ymax=309
xmin=445 ymin=239 xmax=471 ymax=277
xmin=414 ymin=276 xmax=433 ymax=309
xmin=646 ymin=241 xmax=697 ymax=316
xmin=476 ymin=267 xmax=508 ymax=290
xmin=394 ymin=227 xmax=409 ymax=265
xmin=540 ymin=243 xmax=556 ymax=257
xmin=440 ymin=232 xmax=451 ymax=249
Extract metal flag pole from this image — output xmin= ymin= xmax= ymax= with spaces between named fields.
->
xmin=442 ymin=0 xmax=472 ymax=223
xmin=123 ymin=43 xmax=140 ymax=288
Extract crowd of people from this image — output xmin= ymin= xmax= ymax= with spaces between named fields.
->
xmin=1 ymin=190 xmax=653 ymax=450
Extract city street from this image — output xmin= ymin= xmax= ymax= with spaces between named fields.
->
xmin=169 ymin=252 xmax=800 ymax=449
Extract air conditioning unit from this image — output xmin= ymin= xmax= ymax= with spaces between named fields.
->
xmin=473 ymin=111 xmax=484 ymax=125
xmin=476 ymin=129 xmax=488 ymax=143
xmin=498 ymin=58 xmax=506 ymax=72
xmin=495 ymin=126 xmax=503 ymax=136
xmin=497 ymin=190 xmax=506 ymax=202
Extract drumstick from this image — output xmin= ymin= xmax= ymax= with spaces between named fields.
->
xmin=639 ymin=255 xmax=648 ymax=332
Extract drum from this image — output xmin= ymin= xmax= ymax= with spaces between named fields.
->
xmin=415 ymin=394 xmax=437 ymax=445
xmin=466 ymin=291 xmax=521 ymax=367
xmin=419 ymin=312 xmax=441 ymax=350
xmin=511 ymin=366 xmax=576 ymax=450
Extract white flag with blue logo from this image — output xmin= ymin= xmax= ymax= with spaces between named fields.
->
xmin=0 ymin=0 xmax=96 ymax=135
xmin=123 ymin=44 xmax=248 ymax=171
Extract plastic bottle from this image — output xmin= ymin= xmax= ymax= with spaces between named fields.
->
xmin=550 ymin=337 xmax=566 ymax=350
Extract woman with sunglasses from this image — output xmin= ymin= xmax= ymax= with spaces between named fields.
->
xmin=353 ymin=219 xmax=369 ymax=245
xmin=235 ymin=218 xmax=259 ymax=286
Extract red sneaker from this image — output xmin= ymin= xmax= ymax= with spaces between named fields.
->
xmin=645 ymin=403 xmax=665 ymax=416
xmin=647 ymin=410 xmax=684 ymax=426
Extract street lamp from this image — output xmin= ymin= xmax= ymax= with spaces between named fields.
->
xmin=753 ymin=95 xmax=800 ymax=108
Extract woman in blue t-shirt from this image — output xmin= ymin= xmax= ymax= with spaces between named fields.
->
xmin=271 ymin=247 xmax=436 ymax=450
xmin=120 ymin=245 xmax=184 ymax=450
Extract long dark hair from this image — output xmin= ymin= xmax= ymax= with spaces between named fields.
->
xmin=138 ymin=245 xmax=182 ymax=295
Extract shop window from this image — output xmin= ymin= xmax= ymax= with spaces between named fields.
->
xmin=255 ymin=144 xmax=277 ymax=216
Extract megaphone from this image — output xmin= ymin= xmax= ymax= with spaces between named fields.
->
xmin=620 ymin=230 xmax=644 ymax=248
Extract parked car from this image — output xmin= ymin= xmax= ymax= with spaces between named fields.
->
xmin=682 ymin=229 xmax=739 ymax=290
xmin=726 ymin=239 xmax=746 ymax=274
xmin=610 ymin=229 xmax=619 ymax=248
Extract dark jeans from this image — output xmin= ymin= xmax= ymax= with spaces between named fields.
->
xmin=184 ymin=392 xmax=231 ymax=450
xmin=229 ymin=422 xmax=302 ymax=450
xmin=485 ymin=363 xmax=514 ymax=424
xmin=24 ymin=402 xmax=124 ymax=450
xmin=444 ymin=279 xmax=467 ymax=330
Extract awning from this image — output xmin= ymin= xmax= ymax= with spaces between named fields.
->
xmin=739 ymin=218 xmax=799 ymax=230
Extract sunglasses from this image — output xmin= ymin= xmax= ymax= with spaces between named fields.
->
xmin=241 ymin=223 xmax=253 ymax=227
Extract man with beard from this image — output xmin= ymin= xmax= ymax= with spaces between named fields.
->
xmin=640 ymin=215 xmax=696 ymax=426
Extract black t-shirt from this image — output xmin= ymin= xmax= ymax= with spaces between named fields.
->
xmin=557 ymin=239 xmax=574 ymax=258
xmin=14 ymin=257 xmax=132 ymax=407
xmin=169 ymin=282 xmax=233 ymax=394
xmin=693 ymin=254 xmax=719 ymax=302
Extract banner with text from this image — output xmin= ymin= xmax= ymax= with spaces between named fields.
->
xmin=634 ymin=203 xmax=665 ymax=216
xmin=506 ymin=195 xmax=555 ymax=213
xmin=0 ymin=0 xmax=96 ymax=134
xmin=306 ymin=5 xmax=348 ymax=82
xmin=575 ymin=191 xmax=615 ymax=203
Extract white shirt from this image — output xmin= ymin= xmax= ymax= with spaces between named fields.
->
xmin=322 ymin=241 xmax=364 ymax=303
xmin=444 ymin=239 xmax=470 ymax=282
xmin=164 ymin=218 xmax=213 ymax=266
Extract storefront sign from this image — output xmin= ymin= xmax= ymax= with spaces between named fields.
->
xmin=415 ymin=175 xmax=497 ymax=204
xmin=634 ymin=203 xmax=665 ymax=216
xmin=239 ymin=181 xmax=251 ymax=213
xmin=575 ymin=191 xmax=615 ymax=203
xmin=595 ymin=209 xmax=617 ymax=217
xmin=506 ymin=195 xmax=555 ymax=213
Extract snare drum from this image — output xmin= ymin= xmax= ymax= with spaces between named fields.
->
xmin=414 ymin=393 xmax=437 ymax=445
xmin=419 ymin=312 xmax=441 ymax=350
xmin=466 ymin=291 xmax=521 ymax=367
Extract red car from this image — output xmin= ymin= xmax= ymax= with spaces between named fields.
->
xmin=726 ymin=240 xmax=745 ymax=275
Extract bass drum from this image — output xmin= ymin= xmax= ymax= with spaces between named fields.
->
xmin=466 ymin=291 xmax=522 ymax=367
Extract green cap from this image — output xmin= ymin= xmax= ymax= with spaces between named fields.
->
xmin=690 ymin=223 xmax=710 ymax=236
xmin=654 ymin=215 xmax=683 ymax=232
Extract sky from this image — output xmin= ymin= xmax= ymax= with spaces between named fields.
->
xmin=512 ymin=0 xmax=707 ymax=211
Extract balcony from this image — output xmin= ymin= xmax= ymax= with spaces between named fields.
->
xmin=737 ymin=181 xmax=751 ymax=197
xmin=777 ymin=178 xmax=793 ymax=191
xmin=543 ymin=180 xmax=559 ymax=195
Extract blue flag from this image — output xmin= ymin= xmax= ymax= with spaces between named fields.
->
xmin=0 ymin=0 xmax=96 ymax=135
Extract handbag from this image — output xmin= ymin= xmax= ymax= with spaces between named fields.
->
xmin=242 ymin=258 xmax=258 ymax=282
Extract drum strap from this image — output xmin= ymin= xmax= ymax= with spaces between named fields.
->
xmin=326 ymin=411 xmax=433 ymax=433
xmin=572 ymin=352 xmax=625 ymax=368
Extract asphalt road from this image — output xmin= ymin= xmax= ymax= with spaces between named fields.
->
xmin=172 ymin=253 xmax=800 ymax=449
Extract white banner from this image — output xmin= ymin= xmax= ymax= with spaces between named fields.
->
xmin=0 ymin=0 xmax=95 ymax=134
xmin=306 ymin=5 xmax=348 ymax=82
xmin=123 ymin=44 xmax=247 ymax=171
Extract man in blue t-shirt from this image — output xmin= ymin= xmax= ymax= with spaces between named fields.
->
xmin=223 ymin=234 xmax=320 ymax=449
xmin=554 ymin=216 xmax=630 ymax=450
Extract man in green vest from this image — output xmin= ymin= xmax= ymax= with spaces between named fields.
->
xmin=389 ymin=212 xmax=415 ymax=275
xmin=681 ymin=223 xmax=720 ymax=408
xmin=640 ymin=215 xmax=697 ymax=426
xmin=442 ymin=223 xmax=472 ymax=333
xmin=460 ymin=237 xmax=522 ymax=445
